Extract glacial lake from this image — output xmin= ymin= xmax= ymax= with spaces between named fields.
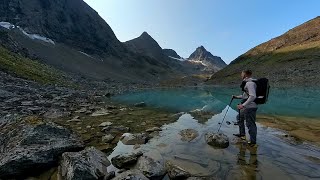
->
xmin=110 ymin=87 xmax=320 ymax=179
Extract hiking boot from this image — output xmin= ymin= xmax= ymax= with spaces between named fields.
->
xmin=233 ymin=134 xmax=246 ymax=140
xmin=247 ymin=141 xmax=257 ymax=147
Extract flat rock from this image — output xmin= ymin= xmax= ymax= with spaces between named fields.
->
xmin=102 ymin=134 xmax=115 ymax=143
xmin=91 ymin=109 xmax=110 ymax=117
xmin=59 ymin=147 xmax=112 ymax=180
xmin=179 ymin=129 xmax=199 ymax=142
xmin=205 ymin=133 xmax=229 ymax=148
xmin=121 ymin=133 xmax=149 ymax=145
xmin=146 ymin=127 xmax=162 ymax=132
xmin=99 ymin=121 xmax=113 ymax=127
xmin=111 ymin=152 xmax=143 ymax=169
xmin=165 ymin=161 xmax=191 ymax=179
xmin=75 ymin=107 xmax=87 ymax=113
xmin=113 ymin=170 xmax=148 ymax=180
xmin=101 ymin=125 xmax=130 ymax=134
xmin=0 ymin=119 xmax=84 ymax=179
xmin=135 ymin=156 xmax=166 ymax=179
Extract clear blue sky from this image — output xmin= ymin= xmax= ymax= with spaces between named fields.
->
xmin=83 ymin=0 xmax=319 ymax=64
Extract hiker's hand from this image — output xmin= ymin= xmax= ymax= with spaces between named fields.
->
xmin=237 ymin=104 xmax=244 ymax=110
xmin=232 ymin=95 xmax=238 ymax=99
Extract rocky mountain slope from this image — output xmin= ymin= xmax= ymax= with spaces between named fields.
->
xmin=186 ymin=46 xmax=227 ymax=72
xmin=208 ymin=16 xmax=320 ymax=86
xmin=162 ymin=48 xmax=183 ymax=60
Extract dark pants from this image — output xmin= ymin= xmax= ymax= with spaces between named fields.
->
xmin=237 ymin=108 xmax=258 ymax=143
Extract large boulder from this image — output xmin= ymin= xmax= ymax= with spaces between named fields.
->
xmin=59 ymin=147 xmax=114 ymax=180
xmin=205 ymin=133 xmax=229 ymax=148
xmin=135 ymin=156 xmax=166 ymax=179
xmin=0 ymin=117 xmax=84 ymax=179
xmin=120 ymin=133 xmax=149 ymax=145
xmin=113 ymin=170 xmax=148 ymax=180
xmin=111 ymin=152 xmax=143 ymax=169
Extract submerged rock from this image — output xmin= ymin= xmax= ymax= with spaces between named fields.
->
xmin=102 ymin=125 xmax=130 ymax=134
xmin=135 ymin=156 xmax=166 ymax=179
xmin=146 ymin=127 xmax=162 ymax=133
xmin=111 ymin=152 xmax=143 ymax=169
xmin=59 ymin=147 xmax=113 ymax=180
xmin=0 ymin=118 xmax=84 ymax=179
xmin=165 ymin=161 xmax=191 ymax=179
xmin=91 ymin=109 xmax=110 ymax=117
xmin=179 ymin=129 xmax=199 ymax=142
xmin=121 ymin=133 xmax=149 ymax=145
xmin=99 ymin=121 xmax=113 ymax=127
xmin=205 ymin=133 xmax=229 ymax=148
xmin=113 ymin=170 xmax=148 ymax=180
xmin=134 ymin=102 xmax=146 ymax=107
xmin=101 ymin=134 xmax=115 ymax=143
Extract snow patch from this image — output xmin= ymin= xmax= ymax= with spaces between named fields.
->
xmin=0 ymin=22 xmax=15 ymax=30
xmin=19 ymin=27 xmax=55 ymax=45
xmin=168 ymin=56 xmax=185 ymax=61
xmin=188 ymin=59 xmax=208 ymax=67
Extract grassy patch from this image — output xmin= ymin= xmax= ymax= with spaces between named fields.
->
xmin=0 ymin=46 xmax=70 ymax=85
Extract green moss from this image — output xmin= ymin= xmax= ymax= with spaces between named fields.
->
xmin=0 ymin=46 xmax=71 ymax=85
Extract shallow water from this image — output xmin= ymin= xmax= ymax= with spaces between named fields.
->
xmin=110 ymin=87 xmax=320 ymax=179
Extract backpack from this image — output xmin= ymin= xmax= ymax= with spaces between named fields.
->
xmin=240 ymin=78 xmax=270 ymax=104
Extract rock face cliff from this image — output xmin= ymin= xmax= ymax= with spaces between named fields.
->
xmin=208 ymin=16 xmax=320 ymax=86
xmin=187 ymin=46 xmax=227 ymax=72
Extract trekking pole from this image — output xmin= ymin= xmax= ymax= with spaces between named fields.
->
xmin=217 ymin=97 xmax=234 ymax=133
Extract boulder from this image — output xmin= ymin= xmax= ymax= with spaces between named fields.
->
xmin=179 ymin=129 xmax=199 ymax=142
xmin=0 ymin=118 xmax=84 ymax=179
xmin=111 ymin=152 xmax=143 ymax=169
xmin=113 ymin=170 xmax=148 ymax=180
xmin=205 ymin=133 xmax=229 ymax=148
xmin=121 ymin=133 xmax=149 ymax=145
xmin=135 ymin=156 xmax=166 ymax=179
xmin=59 ymin=147 xmax=113 ymax=180
xmin=101 ymin=134 xmax=115 ymax=143
xmin=134 ymin=102 xmax=146 ymax=107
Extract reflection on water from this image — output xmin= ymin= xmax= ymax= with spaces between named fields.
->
xmin=109 ymin=110 xmax=320 ymax=179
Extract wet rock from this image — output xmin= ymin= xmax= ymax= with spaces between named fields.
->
xmin=146 ymin=127 xmax=162 ymax=133
xmin=205 ymin=133 xmax=229 ymax=148
xmin=59 ymin=147 xmax=112 ymax=180
xmin=67 ymin=116 xmax=81 ymax=123
xmin=91 ymin=109 xmax=110 ymax=117
xmin=0 ymin=119 xmax=84 ymax=179
xmin=102 ymin=134 xmax=115 ymax=143
xmin=135 ymin=156 xmax=166 ymax=179
xmin=111 ymin=152 xmax=143 ymax=169
xmin=99 ymin=121 xmax=113 ymax=127
xmin=75 ymin=107 xmax=87 ymax=113
xmin=165 ymin=161 xmax=191 ymax=179
xmin=134 ymin=102 xmax=146 ymax=107
xmin=113 ymin=170 xmax=148 ymax=180
xmin=121 ymin=133 xmax=149 ymax=145
xmin=179 ymin=129 xmax=199 ymax=142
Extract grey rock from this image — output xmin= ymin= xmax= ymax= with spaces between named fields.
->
xmin=134 ymin=102 xmax=146 ymax=107
xmin=91 ymin=109 xmax=110 ymax=117
xmin=99 ymin=121 xmax=113 ymax=127
xmin=102 ymin=134 xmax=115 ymax=143
xmin=0 ymin=119 xmax=84 ymax=179
xmin=75 ymin=107 xmax=87 ymax=113
xmin=21 ymin=101 xmax=33 ymax=106
xmin=111 ymin=152 xmax=143 ymax=169
xmin=112 ymin=170 xmax=148 ymax=180
xmin=43 ymin=108 xmax=70 ymax=119
xmin=101 ymin=125 xmax=130 ymax=134
xmin=59 ymin=147 xmax=111 ymax=180
xmin=165 ymin=161 xmax=191 ymax=180
xmin=135 ymin=156 xmax=166 ymax=179
xmin=179 ymin=129 xmax=199 ymax=142
xmin=121 ymin=133 xmax=149 ymax=145
xmin=146 ymin=127 xmax=162 ymax=132
xmin=205 ymin=133 xmax=229 ymax=148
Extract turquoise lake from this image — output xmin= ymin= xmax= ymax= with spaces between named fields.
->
xmin=113 ymin=87 xmax=320 ymax=119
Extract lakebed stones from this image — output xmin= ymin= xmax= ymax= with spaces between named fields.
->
xmin=112 ymin=170 xmax=148 ymax=180
xmin=146 ymin=127 xmax=162 ymax=133
xmin=91 ymin=108 xmax=110 ymax=117
xmin=99 ymin=121 xmax=113 ymax=127
xmin=179 ymin=129 xmax=199 ymax=142
xmin=0 ymin=119 xmax=84 ymax=179
xmin=165 ymin=161 xmax=191 ymax=179
xmin=111 ymin=152 xmax=143 ymax=169
xmin=134 ymin=102 xmax=146 ymax=107
xmin=59 ymin=147 xmax=113 ymax=180
xmin=121 ymin=133 xmax=149 ymax=145
xmin=205 ymin=133 xmax=229 ymax=148
xmin=134 ymin=156 xmax=166 ymax=179
xmin=101 ymin=125 xmax=130 ymax=134
xmin=102 ymin=134 xmax=115 ymax=143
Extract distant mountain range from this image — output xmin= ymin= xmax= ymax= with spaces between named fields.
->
xmin=208 ymin=16 xmax=320 ymax=86
xmin=0 ymin=0 xmax=226 ymax=84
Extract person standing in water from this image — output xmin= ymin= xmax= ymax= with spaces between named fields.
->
xmin=232 ymin=70 xmax=258 ymax=147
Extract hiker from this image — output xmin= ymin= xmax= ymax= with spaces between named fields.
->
xmin=232 ymin=70 xmax=258 ymax=146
